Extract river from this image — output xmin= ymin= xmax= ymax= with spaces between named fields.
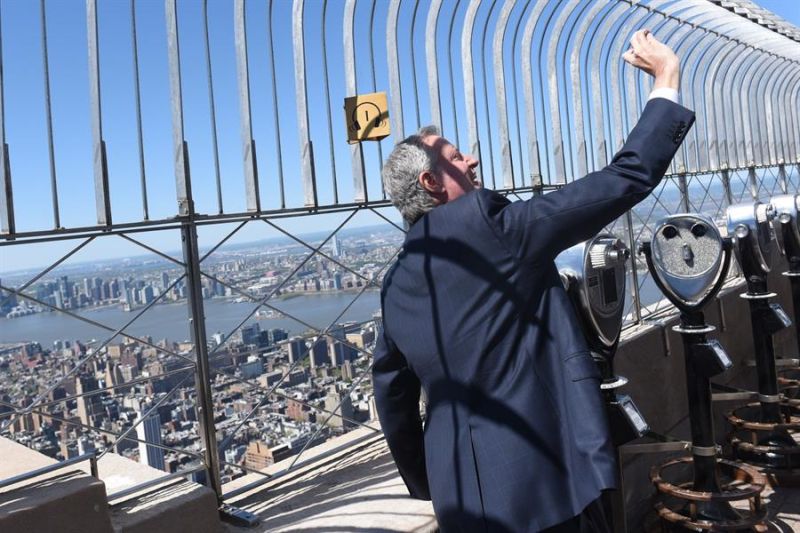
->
xmin=0 ymin=276 xmax=675 ymax=348
xmin=0 ymin=291 xmax=382 ymax=347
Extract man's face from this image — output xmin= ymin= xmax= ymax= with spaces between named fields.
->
xmin=420 ymin=135 xmax=480 ymax=203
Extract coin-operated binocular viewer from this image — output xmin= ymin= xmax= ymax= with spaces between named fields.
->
xmin=641 ymin=214 xmax=767 ymax=529
xmin=726 ymin=201 xmax=800 ymax=470
xmin=771 ymin=194 xmax=800 ymax=280
xmin=770 ymin=194 xmax=800 ymax=402
xmin=771 ymin=194 xmax=800 ymax=362
xmin=556 ymin=234 xmax=648 ymax=447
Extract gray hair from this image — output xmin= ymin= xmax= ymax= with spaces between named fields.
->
xmin=382 ymin=126 xmax=441 ymax=225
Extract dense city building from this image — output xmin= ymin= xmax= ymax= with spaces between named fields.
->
xmin=0 ymin=225 xmax=396 ymax=482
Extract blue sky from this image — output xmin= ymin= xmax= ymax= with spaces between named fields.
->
xmin=1 ymin=0 xmax=799 ymax=274
xmin=1 ymin=0 xmax=406 ymax=273
xmin=758 ymin=1 xmax=799 ymax=25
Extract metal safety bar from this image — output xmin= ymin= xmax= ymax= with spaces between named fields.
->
xmin=0 ymin=451 xmax=98 ymax=491
xmin=0 ymin=0 xmax=798 ymax=516
xmin=0 ymin=0 xmax=796 ymax=238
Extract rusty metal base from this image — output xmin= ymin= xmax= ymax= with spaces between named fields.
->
xmin=777 ymin=368 xmax=800 ymax=406
xmin=651 ymin=457 xmax=768 ymax=531
xmin=726 ymin=402 xmax=800 ymax=473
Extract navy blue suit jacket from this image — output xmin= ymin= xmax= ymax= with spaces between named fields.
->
xmin=373 ymin=98 xmax=695 ymax=531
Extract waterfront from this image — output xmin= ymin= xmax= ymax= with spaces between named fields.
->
xmin=0 ymin=291 xmax=382 ymax=346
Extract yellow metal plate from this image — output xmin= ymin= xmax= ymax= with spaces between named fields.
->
xmin=344 ymin=92 xmax=390 ymax=143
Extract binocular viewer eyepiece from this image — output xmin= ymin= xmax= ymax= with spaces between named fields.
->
xmin=640 ymin=214 xmax=734 ymax=376
xmin=642 ymin=214 xmax=731 ymax=312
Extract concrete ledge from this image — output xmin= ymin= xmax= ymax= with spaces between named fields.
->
xmin=0 ymin=471 xmax=113 ymax=533
xmin=110 ymin=479 xmax=222 ymax=533
xmin=91 ymin=447 xmax=222 ymax=533
xmin=0 ymin=436 xmax=222 ymax=533
xmin=0 ymin=435 xmax=58 ymax=479
xmin=0 ymin=436 xmax=113 ymax=532
xmin=224 ymin=428 xmax=437 ymax=533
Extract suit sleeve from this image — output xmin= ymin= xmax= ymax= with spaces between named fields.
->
xmin=372 ymin=324 xmax=431 ymax=500
xmin=483 ymin=98 xmax=695 ymax=264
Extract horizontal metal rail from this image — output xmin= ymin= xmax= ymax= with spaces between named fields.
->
xmin=0 ymin=451 xmax=98 ymax=491
xmin=107 ymin=464 xmax=207 ymax=503
xmin=0 ymin=0 xmax=798 ymax=514
xmin=0 ymin=0 xmax=795 ymax=239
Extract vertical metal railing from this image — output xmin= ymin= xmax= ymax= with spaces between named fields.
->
xmin=0 ymin=0 xmax=798 ymax=512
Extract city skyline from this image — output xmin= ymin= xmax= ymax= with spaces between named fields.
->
xmin=0 ymin=0 xmax=797 ymax=512
xmin=3 ymin=0 xmax=796 ymax=274
xmin=1 ymin=221 xmax=391 ymax=480
xmin=1 ymin=218 xmax=402 ymax=276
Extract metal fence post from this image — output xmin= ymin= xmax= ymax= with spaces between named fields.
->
xmin=721 ymin=167 xmax=733 ymax=206
xmin=779 ymin=162 xmax=788 ymax=194
xmin=678 ymin=173 xmax=690 ymax=212
xmin=748 ymin=165 xmax=758 ymax=200
xmin=181 ymin=220 xmax=222 ymax=502
xmin=624 ymin=210 xmax=642 ymax=324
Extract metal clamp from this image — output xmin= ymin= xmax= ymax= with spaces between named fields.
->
xmin=672 ymin=324 xmax=716 ymax=334
xmin=600 ymin=375 xmax=629 ymax=390
xmin=758 ymin=393 xmax=782 ymax=403
xmin=691 ymin=444 xmax=720 ymax=457
xmin=740 ymin=291 xmax=778 ymax=299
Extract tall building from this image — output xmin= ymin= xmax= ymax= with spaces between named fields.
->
xmin=286 ymin=337 xmax=307 ymax=364
xmin=327 ymin=325 xmax=356 ymax=366
xmin=119 ymin=364 xmax=139 ymax=383
xmin=75 ymin=374 xmax=103 ymax=426
xmin=331 ymin=234 xmax=342 ymax=258
xmin=342 ymin=360 xmax=354 ymax=381
xmin=244 ymin=441 xmax=275 ymax=471
xmin=241 ymin=323 xmax=261 ymax=346
xmin=120 ymin=349 xmax=143 ymax=371
xmin=93 ymin=277 xmax=103 ymax=301
xmin=310 ymin=338 xmax=329 ymax=369
xmin=268 ymin=328 xmax=288 ymax=345
xmin=136 ymin=410 xmax=165 ymax=471
xmin=324 ymin=387 xmax=354 ymax=429
xmin=77 ymin=436 xmax=95 ymax=456
xmin=328 ymin=339 xmax=349 ymax=367
xmin=58 ymin=275 xmax=70 ymax=302
xmin=110 ymin=278 xmax=120 ymax=299
xmin=141 ymin=285 xmax=155 ymax=305
xmin=54 ymin=291 xmax=64 ymax=310
xmin=212 ymin=331 xmax=225 ymax=346
xmin=0 ymin=278 xmax=17 ymax=315
xmin=240 ymin=356 xmax=264 ymax=379
xmin=346 ymin=329 xmax=374 ymax=350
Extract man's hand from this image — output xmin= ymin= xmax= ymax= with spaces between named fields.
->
xmin=622 ymin=30 xmax=680 ymax=91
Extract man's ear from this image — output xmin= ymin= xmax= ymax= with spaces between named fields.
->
xmin=418 ymin=170 xmax=442 ymax=194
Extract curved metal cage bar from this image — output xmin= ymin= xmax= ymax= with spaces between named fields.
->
xmin=0 ymin=0 xmax=796 ymax=238
xmin=0 ymin=0 xmax=799 ymax=509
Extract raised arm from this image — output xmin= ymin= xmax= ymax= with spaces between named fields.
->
xmin=483 ymin=30 xmax=693 ymax=264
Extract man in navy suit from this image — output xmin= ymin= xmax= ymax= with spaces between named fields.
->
xmin=373 ymin=30 xmax=693 ymax=532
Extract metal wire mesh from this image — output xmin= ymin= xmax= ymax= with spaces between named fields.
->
xmin=0 ymin=0 xmax=798 ymax=508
